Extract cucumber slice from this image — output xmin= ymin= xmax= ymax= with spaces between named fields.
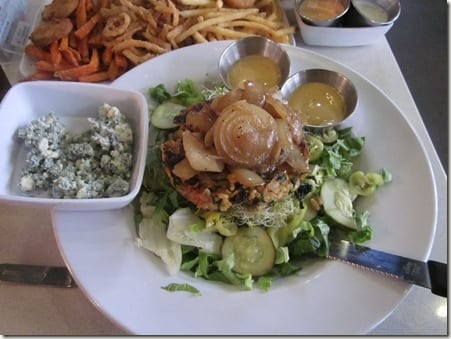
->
xmin=321 ymin=178 xmax=357 ymax=229
xmin=151 ymin=102 xmax=185 ymax=129
xmin=221 ymin=226 xmax=275 ymax=276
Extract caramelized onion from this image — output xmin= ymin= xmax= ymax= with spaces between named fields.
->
xmin=183 ymin=131 xmax=224 ymax=172
xmin=275 ymin=119 xmax=308 ymax=172
xmin=275 ymin=119 xmax=293 ymax=155
xmin=242 ymin=81 xmax=266 ymax=106
xmin=264 ymin=95 xmax=288 ymax=120
xmin=185 ymin=105 xmax=216 ymax=133
xmin=172 ymin=158 xmax=198 ymax=181
xmin=211 ymin=88 xmax=243 ymax=115
xmin=228 ymin=167 xmax=265 ymax=187
xmin=213 ymin=100 xmax=278 ymax=169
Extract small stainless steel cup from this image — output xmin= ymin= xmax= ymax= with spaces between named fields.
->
xmin=296 ymin=0 xmax=351 ymax=27
xmin=218 ymin=36 xmax=290 ymax=89
xmin=281 ymin=68 xmax=358 ymax=129
xmin=345 ymin=0 xmax=401 ymax=27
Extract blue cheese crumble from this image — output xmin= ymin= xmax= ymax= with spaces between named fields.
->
xmin=17 ymin=103 xmax=134 ymax=199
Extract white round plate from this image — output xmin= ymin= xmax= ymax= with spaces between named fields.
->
xmin=52 ymin=41 xmax=437 ymax=335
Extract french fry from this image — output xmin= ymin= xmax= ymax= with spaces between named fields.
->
xmin=174 ymin=9 xmax=258 ymax=43
xmin=112 ymin=39 xmax=167 ymax=54
xmin=74 ymin=13 xmax=100 ymax=40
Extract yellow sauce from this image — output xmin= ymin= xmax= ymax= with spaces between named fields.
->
xmin=299 ymin=0 xmax=346 ymax=21
xmin=353 ymin=0 xmax=388 ymax=23
xmin=228 ymin=55 xmax=281 ymax=89
xmin=288 ymin=82 xmax=346 ymax=126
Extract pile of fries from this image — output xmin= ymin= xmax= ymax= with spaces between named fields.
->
xmin=24 ymin=0 xmax=295 ymax=82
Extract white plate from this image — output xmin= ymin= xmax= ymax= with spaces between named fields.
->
xmin=52 ymin=41 xmax=437 ymax=335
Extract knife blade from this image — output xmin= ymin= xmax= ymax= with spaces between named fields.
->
xmin=0 ymin=264 xmax=76 ymax=288
xmin=328 ymin=240 xmax=447 ymax=298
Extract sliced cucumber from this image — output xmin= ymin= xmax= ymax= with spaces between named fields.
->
xmin=151 ymin=102 xmax=185 ymax=129
xmin=221 ymin=226 xmax=275 ymax=276
xmin=321 ymin=178 xmax=357 ymax=229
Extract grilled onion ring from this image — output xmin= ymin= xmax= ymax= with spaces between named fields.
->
xmin=213 ymin=100 xmax=278 ymax=169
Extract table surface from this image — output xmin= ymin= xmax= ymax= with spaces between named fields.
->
xmin=0 ymin=0 xmax=447 ymax=335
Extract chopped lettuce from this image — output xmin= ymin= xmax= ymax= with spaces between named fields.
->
xmin=173 ymin=79 xmax=206 ymax=106
xmin=136 ymin=217 xmax=182 ymax=276
xmin=161 ymin=283 xmax=201 ymax=296
xmin=167 ymin=208 xmax=223 ymax=255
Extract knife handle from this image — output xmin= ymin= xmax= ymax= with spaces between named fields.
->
xmin=428 ymin=260 xmax=447 ymax=298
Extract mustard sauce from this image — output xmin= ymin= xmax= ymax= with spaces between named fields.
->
xmin=288 ymin=82 xmax=346 ymax=126
xmin=299 ymin=0 xmax=346 ymax=21
xmin=228 ymin=55 xmax=281 ymax=89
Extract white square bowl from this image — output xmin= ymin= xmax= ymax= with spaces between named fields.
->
xmin=0 ymin=81 xmax=149 ymax=211
xmin=294 ymin=2 xmax=393 ymax=47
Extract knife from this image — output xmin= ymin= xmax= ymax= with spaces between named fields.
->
xmin=0 ymin=264 xmax=76 ymax=288
xmin=328 ymin=240 xmax=447 ymax=298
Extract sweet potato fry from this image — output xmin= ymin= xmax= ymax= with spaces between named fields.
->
xmin=102 ymin=46 xmax=113 ymax=66
xmin=114 ymin=52 xmax=128 ymax=68
xmin=76 ymin=0 xmax=87 ymax=28
xmin=107 ymin=59 xmax=120 ymax=80
xmin=54 ymin=64 xmax=97 ymax=81
xmin=59 ymin=35 xmax=69 ymax=51
xmin=54 ymin=48 xmax=99 ymax=80
xmin=86 ymin=0 xmax=95 ymax=12
xmin=78 ymin=38 xmax=90 ymax=62
xmin=74 ymin=13 xmax=100 ymax=40
xmin=50 ymin=41 xmax=62 ymax=65
xmin=99 ymin=0 xmax=110 ymax=8
xmin=61 ymin=47 xmax=81 ymax=66
xmin=24 ymin=45 xmax=52 ymax=62
xmin=35 ymin=60 xmax=72 ymax=72
xmin=79 ymin=71 xmax=110 ymax=82
xmin=88 ymin=48 xmax=100 ymax=68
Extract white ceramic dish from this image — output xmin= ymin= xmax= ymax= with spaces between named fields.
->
xmin=294 ymin=3 xmax=393 ymax=47
xmin=0 ymin=81 xmax=148 ymax=211
xmin=52 ymin=41 xmax=437 ymax=334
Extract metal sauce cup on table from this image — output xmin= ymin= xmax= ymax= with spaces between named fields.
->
xmin=345 ymin=0 xmax=401 ymax=27
xmin=297 ymin=0 xmax=351 ymax=27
